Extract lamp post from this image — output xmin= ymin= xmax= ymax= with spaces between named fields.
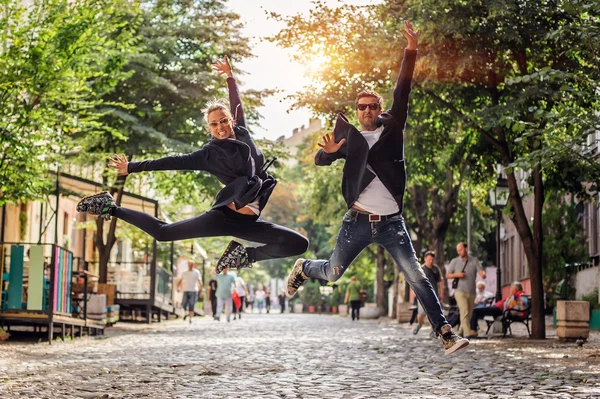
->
xmin=489 ymin=166 xmax=509 ymax=302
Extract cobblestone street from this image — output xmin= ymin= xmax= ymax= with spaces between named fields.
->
xmin=0 ymin=313 xmax=599 ymax=398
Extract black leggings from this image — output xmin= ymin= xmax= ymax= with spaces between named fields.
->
xmin=112 ymin=206 xmax=308 ymax=262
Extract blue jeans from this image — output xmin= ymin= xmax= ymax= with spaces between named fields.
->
xmin=182 ymin=291 xmax=198 ymax=312
xmin=303 ymin=209 xmax=449 ymax=333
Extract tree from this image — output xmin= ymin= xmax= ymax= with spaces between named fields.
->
xmin=271 ymin=0 xmax=600 ymax=339
xmin=0 ymin=0 xmax=140 ymax=206
xmin=72 ymin=0 xmax=266 ymax=282
xmin=395 ymin=0 xmax=600 ymax=338
xmin=542 ymin=192 xmax=589 ymax=307
xmin=269 ymin=1 xmax=489 ymax=315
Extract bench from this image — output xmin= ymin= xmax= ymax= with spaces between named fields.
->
xmin=484 ymin=295 xmax=531 ymax=337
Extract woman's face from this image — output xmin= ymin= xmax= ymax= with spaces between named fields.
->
xmin=207 ymin=109 xmax=234 ymax=140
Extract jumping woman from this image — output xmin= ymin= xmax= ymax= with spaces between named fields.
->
xmin=76 ymin=56 xmax=309 ymax=273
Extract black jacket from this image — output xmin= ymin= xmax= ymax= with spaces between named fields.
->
xmin=127 ymin=78 xmax=276 ymax=212
xmin=314 ymin=49 xmax=417 ymax=214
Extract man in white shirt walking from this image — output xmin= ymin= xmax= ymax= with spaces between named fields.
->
xmin=178 ymin=261 xmax=203 ymax=323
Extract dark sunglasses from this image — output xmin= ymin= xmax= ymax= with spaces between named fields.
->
xmin=357 ymin=103 xmax=380 ymax=111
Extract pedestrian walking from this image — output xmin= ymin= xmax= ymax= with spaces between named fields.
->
xmin=215 ymin=268 xmax=236 ymax=322
xmin=265 ymin=287 xmax=271 ymax=313
xmin=414 ymin=251 xmax=443 ymax=337
xmin=177 ymin=261 xmax=203 ymax=323
xmin=345 ymin=276 xmax=362 ymax=321
xmin=278 ymin=289 xmax=286 ymax=313
xmin=76 ymin=56 xmax=308 ymax=274
xmin=285 ymin=21 xmax=469 ymax=354
xmin=207 ymin=273 xmax=218 ymax=318
xmin=255 ymin=286 xmax=266 ymax=314
xmin=247 ymin=288 xmax=255 ymax=313
xmin=233 ymin=275 xmax=248 ymax=320
xmin=445 ymin=242 xmax=486 ymax=337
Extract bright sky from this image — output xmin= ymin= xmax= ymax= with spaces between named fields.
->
xmin=226 ymin=0 xmax=378 ymax=141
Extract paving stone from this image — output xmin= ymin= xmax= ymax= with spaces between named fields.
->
xmin=0 ymin=314 xmax=598 ymax=398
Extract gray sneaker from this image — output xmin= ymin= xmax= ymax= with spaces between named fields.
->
xmin=76 ymin=191 xmax=115 ymax=221
xmin=286 ymin=258 xmax=308 ymax=297
xmin=440 ymin=324 xmax=469 ymax=355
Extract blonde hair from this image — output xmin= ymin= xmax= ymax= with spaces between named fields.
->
xmin=202 ymin=99 xmax=233 ymax=123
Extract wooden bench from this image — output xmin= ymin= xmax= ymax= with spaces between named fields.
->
xmin=484 ymin=295 xmax=532 ymax=337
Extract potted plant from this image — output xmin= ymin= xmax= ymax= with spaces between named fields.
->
xmin=582 ymin=289 xmax=600 ymax=330
xmin=331 ymin=285 xmax=341 ymax=314
xmin=303 ymin=279 xmax=320 ymax=313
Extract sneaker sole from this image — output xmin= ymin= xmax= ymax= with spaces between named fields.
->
xmin=286 ymin=258 xmax=306 ymax=298
xmin=444 ymin=338 xmax=470 ymax=355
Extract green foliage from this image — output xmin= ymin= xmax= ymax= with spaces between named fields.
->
xmin=80 ymin=0 xmax=268 ymax=208
xmin=542 ymin=192 xmax=589 ymax=305
xmin=0 ymin=0 xmax=141 ymax=206
xmin=301 ymin=279 xmax=322 ymax=307
xmin=581 ymin=289 xmax=600 ymax=310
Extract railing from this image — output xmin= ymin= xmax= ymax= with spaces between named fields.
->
xmin=155 ymin=266 xmax=173 ymax=306
xmin=85 ymin=260 xmax=173 ymax=307
xmin=0 ymin=242 xmax=88 ymax=321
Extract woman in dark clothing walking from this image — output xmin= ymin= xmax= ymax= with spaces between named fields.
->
xmin=77 ymin=56 xmax=309 ymax=272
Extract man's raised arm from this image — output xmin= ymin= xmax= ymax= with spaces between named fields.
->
xmin=389 ymin=20 xmax=419 ymax=128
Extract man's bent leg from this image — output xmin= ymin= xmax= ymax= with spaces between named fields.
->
xmin=303 ymin=212 xmax=371 ymax=282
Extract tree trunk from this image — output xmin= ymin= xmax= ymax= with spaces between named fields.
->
xmin=432 ymin=236 xmax=447 ymax=303
xmin=505 ymin=165 xmax=546 ymax=339
xmin=531 ymin=166 xmax=546 ymax=339
xmin=376 ymin=245 xmax=386 ymax=316
xmin=96 ymin=173 xmax=128 ymax=284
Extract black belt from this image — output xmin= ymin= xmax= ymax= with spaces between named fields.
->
xmin=348 ymin=209 xmax=401 ymax=222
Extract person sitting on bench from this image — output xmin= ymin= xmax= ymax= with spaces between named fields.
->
xmin=468 ymin=282 xmax=526 ymax=337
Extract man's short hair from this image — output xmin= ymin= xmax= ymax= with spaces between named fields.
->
xmin=512 ymin=282 xmax=523 ymax=291
xmin=355 ymin=90 xmax=384 ymax=109
xmin=424 ymin=250 xmax=435 ymax=258
xmin=457 ymin=242 xmax=468 ymax=249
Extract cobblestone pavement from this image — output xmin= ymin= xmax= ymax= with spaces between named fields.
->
xmin=0 ymin=313 xmax=599 ymax=399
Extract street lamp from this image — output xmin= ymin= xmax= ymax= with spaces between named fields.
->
xmin=489 ymin=166 xmax=509 ymax=302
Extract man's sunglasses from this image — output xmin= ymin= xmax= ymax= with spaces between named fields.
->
xmin=208 ymin=117 xmax=231 ymax=129
xmin=357 ymin=103 xmax=380 ymax=111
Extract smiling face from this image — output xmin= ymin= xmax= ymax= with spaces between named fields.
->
xmin=207 ymin=109 xmax=234 ymax=140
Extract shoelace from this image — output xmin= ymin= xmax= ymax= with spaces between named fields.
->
xmin=290 ymin=273 xmax=305 ymax=289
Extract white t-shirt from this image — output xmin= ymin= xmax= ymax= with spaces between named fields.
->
xmin=353 ymin=126 xmax=400 ymax=215
xmin=255 ymin=290 xmax=266 ymax=301
xmin=246 ymin=200 xmax=260 ymax=215
xmin=181 ymin=269 xmax=201 ymax=292
xmin=235 ymin=277 xmax=247 ymax=296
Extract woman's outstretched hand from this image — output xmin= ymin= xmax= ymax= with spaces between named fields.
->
xmin=108 ymin=153 xmax=129 ymax=176
xmin=212 ymin=55 xmax=234 ymax=78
